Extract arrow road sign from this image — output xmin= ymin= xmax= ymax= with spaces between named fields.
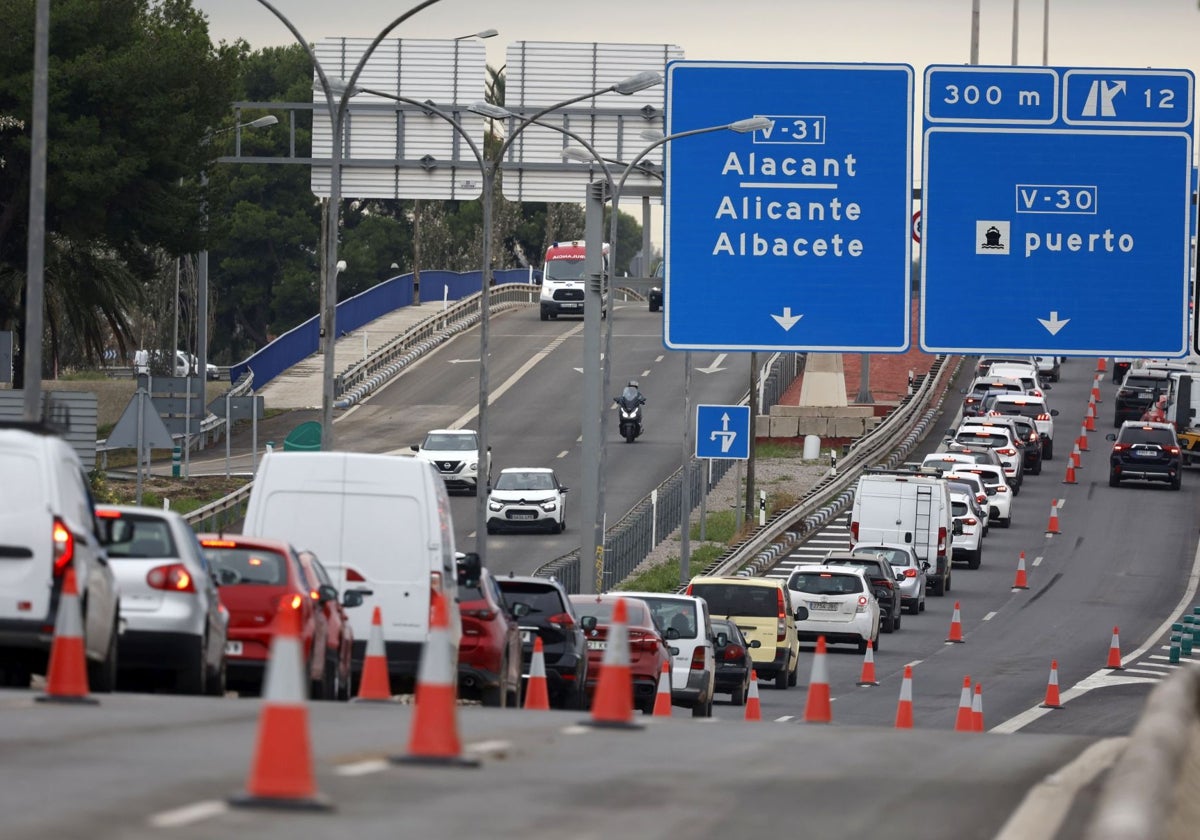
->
xmin=921 ymin=65 xmax=1193 ymax=357
xmin=665 ymin=62 xmax=914 ymax=353
xmin=695 ymin=404 xmax=751 ymax=460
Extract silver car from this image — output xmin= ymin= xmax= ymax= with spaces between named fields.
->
xmin=849 ymin=543 xmax=927 ymax=615
xmin=96 ymin=505 xmax=228 ymax=695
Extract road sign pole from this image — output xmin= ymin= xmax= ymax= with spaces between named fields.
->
xmin=580 ymin=181 xmax=605 ymax=594
xmin=679 ymin=353 xmax=693 ymax=586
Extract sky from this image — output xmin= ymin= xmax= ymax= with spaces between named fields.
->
xmin=192 ymin=0 xmax=1200 ymax=249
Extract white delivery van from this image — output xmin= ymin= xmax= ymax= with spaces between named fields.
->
xmin=849 ymin=471 xmax=956 ymax=597
xmin=242 ymin=451 xmax=460 ymax=692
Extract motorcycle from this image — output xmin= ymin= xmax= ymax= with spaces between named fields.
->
xmin=614 ymin=394 xmax=644 ymax=443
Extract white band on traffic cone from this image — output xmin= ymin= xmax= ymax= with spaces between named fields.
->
xmin=365 ymin=613 xmax=385 ymax=658
xmin=529 ymin=644 xmax=547 ymax=679
xmin=261 ymin=633 xmax=306 ymax=707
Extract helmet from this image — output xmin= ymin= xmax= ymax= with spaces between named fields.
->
xmin=628 ymin=380 xmax=639 ymax=388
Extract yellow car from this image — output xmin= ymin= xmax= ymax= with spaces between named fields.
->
xmin=686 ymin=576 xmax=800 ymax=690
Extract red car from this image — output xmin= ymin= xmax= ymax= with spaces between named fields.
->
xmin=455 ymin=556 xmax=521 ymax=707
xmin=568 ymin=594 xmax=671 ymax=715
xmin=297 ymin=549 xmax=360 ymax=702
xmin=198 ymin=534 xmax=363 ymax=699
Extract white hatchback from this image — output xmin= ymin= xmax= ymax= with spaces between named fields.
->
xmin=948 ymin=466 xmax=1013 ymax=528
xmin=947 ymin=488 xmax=985 ymax=569
xmin=785 ymin=565 xmax=880 ymax=654
xmin=486 ymin=468 xmax=568 ymax=534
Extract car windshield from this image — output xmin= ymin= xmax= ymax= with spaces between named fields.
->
xmin=497 ymin=583 xmax=566 ymax=617
xmin=100 ymin=516 xmax=177 ymax=558
xmin=545 ymin=258 xmax=585 ymax=281
xmin=423 ymin=433 xmax=476 ymax=451
xmin=689 ymin=583 xmax=779 ymax=618
xmin=202 ymin=547 xmax=288 ymax=585
xmin=789 ymin=572 xmax=863 ymax=595
xmin=1119 ymin=427 xmax=1177 ymax=445
xmin=495 ymin=471 xmax=555 ymax=491
xmin=851 ymin=547 xmax=912 ymax=567
xmin=571 ymin=598 xmax=652 ymax=628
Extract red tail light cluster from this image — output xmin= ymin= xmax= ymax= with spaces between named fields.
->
xmin=1037 ymin=413 xmax=1051 ymax=421
xmin=1166 ymin=446 xmax=1181 ymax=456
xmin=937 ymin=526 xmax=947 ymax=553
xmin=776 ymin=589 xmax=787 ymax=641
xmin=547 ymin=612 xmax=575 ymax=629
xmin=627 ymin=630 xmax=659 ymax=652
xmin=903 ymin=568 xmax=918 ymax=578
xmin=52 ymin=517 xmax=74 ymax=577
xmin=722 ymin=644 xmax=745 ymax=661
xmin=463 ymin=607 xmax=496 ymax=620
xmin=849 ymin=521 xmax=859 ymax=544
xmin=146 ymin=563 xmax=195 ymax=593
xmin=997 ymin=447 xmax=1016 ymax=456
xmin=278 ymin=593 xmax=304 ymax=611
xmin=690 ymin=648 xmax=706 ymax=671
xmin=345 ymin=568 xmax=366 ymax=582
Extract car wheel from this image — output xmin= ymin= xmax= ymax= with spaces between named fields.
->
xmin=774 ymin=661 xmax=789 ymax=690
xmin=482 ymin=683 xmax=504 ymax=707
xmin=175 ymin=635 xmax=207 ymax=695
xmin=1031 ymin=460 xmax=1042 ymax=476
xmin=539 ymin=310 xmax=549 ymax=322
xmin=558 ymin=515 xmax=566 ymax=534
xmin=1109 ymin=471 xmax=1120 ymax=487
xmin=919 ymin=595 xmax=927 ymax=613
xmin=857 ymin=638 xmax=868 ymax=655
xmin=732 ymin=678 xmax=748 ymax=706
xmin=930 ymin=574 xmax=946 ymax=597
xmin=486 ymin=524 xmax=498 ymax=535
xmin=893 ymin=608 xmax=902 ymax=631
xmin=1044 ymin=440 xmax=1054 ymax=460
xmin=205 ymin=653 xmax=227 ymax=697
xmin=906 ymin=599 xmax=920 ymax=616
xmin=319 ymin=656 xmax=337 ymax=701
xmin=87 ymin=613 xmax=119 ymax=694
xmin=1172 ymin=475 xmax=1182 ymax=491
xmin=945 ymin=569 xmax=952 ymax=592
xmin=967 ymin=548 xmax=982 ymax=570
xmin=882 ymin=611 xmax=896 ymax=633
xmin=1001 ymin=516 xmax=1012 ymax=528
xmin=691 ymin=698 xmax=709 ymax=718
xmin=337 ymin=664 xmax=352 ymax=702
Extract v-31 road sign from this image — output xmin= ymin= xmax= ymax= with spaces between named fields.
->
xmin=695 ymin=404 xmax=751 ymax=460
xmin=664 ymin=62 xmax=914 ymax=353
xmin=920 ymin=65 xmax=1194 ymax=358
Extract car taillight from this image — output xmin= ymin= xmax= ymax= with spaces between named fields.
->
xmin=200 ymin=538 xmax=236 ymax=548
xmin=52 ymin=517 xmax=74 ymax=577
xmin=309 ymin=589 xmax=321 ymax=601
xmin=995 ymin=485 xmax=1009 ymax=493
xmin=1037 ymin=413 xmax=1050 ymax=421
xmin=903 ymin=568 xmax=918 ymax=578
xmin=684 ymin=584 xmax=694 ymax=596
xmin=849 ymin=521 xmax=859 ymax=544
xmin=776 ymin=589 xmax=787 ymax=641
xmin=1112 ymin=443 xmax=1130 ymax=452
xmin=723 ymin=644 xmax=745 ymax=661
xmin=345 ymin=568 xmax=366 ymax=582
xmin=937 ymin=526 xmax=947 ymax=553
xmin=997 ymin=448 xmax=1016 ymax=456
xmin=463 ymin=607 xmax=496 ymax=620
xmin=547 ymin=612 xmax=575 ymax=629
xmin=964 ymin=517 xmax=978 ymax=526
xmin=977 ymin=494 xmax=987 ymax=504
xmin=878 ymin=578 xmax=894 ymax=590
xmin=1167 ymin=446 xmax=1181 ymax=455
xmin=856 ymin=594 xmax=869 ymax=613
xmin=278 ymin=593 xmax=304 ymax=611
xmin=690 ymin=648 xmax=706 ymax=671
xmin=628 ymin=630 xmax=659 ymax=652
xmin=146 ymin=563 xmax=195 ymax=593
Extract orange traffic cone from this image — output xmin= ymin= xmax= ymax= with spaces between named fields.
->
xmin=1063 ymin=461 xmax=1077 ymax=485
xmin=1092 ymin=376 xmax=1102 ymax=403
xmin=36 ymin=566 xmax=97 ymax=705
xmin=803 ymin=636 xmax=832 ymax=723
xmin=523 ymin=636 xmax=551 ymax=710
xmin=1013 ymin=551 xmax=1030 ymax=590
xmin=954 ymin=676 xmax=974 ymax=732
xmin=1085 ymin=402 xmax=1096 ymax=432
xmin=353 ymin=606 xmax=392 ymax=702
xmin=582 ymin=597 xmax=641 ymax=729
xmin=391 ymin=590 xmax=480 ymax=766
xmin=1046 ymin=499 xmax=1061 ymax=535
xmin=856 ymin=639 xmax=879 ymax=686
xmin=971 ymin=683 xmax=984 ymax=732
xmin=1040 ymin=660 xmax=1063 ymax=709
xmin=1097 ymin=357 xmax=1107 ymax=373
xmin=894 ymin=665 xmax=914 ymax=729
xmin=229 ymin=600 xmax=332 ymax=810
xmin=1070 ymin=442 xmax=1082 ymax=469
xmin=745 ymin=670 xmax=762 ymax=721
xmin=945 ymin=601 xmax=965 ymax=643
xmin=1078 ymin=428 xmax=1089 ymax=452
xmin=1106 ymin=626 xmax=1125 ymax=670
xmin=652 ymin=660 xmax=673 ymax=717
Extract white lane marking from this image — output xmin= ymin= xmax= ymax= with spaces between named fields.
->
xmin=641 ymin=369 xmax=650 ymax=377
xmin=1148 ymin=655 xmax=1186 ymax=665
xmin=906 ymin=659 xmax=924 ymax=668
xmin=994 ymin=528 xmax=1200 ymax=734
xmin=655 ymin=355 xmax=664 ymax=362
xmin=1122 ymin=668 xmax=1169 ymax=677
xmin=561 ymin=724 xmax=592 ymax=734
xmin=983 ymin=611 xmax=997 ymax=621
xmin=775 ymin=715 xmax=794 ymax=722
xmin=449 ymin=323 xmax=585 ymax=429
xmin=557 ymin=450 xmax=569 ymax=459
xmin=1032 ymin=555 xmax=1044 ymax=567
xmin=465 ymin=739 xmax=512 ymax=757
xmin=147 ymin=800 xmax=228 ymax=828
xmin=335 ymin=759 xmax=388 ymax=777
xmin=991 ymin=737 xmax=1127 ymax=840
xmin=1136 ymin=660 xmax=1178 ymax=669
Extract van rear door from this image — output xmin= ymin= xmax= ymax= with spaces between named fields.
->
xmin=0 ymin=447 xmax=52 ymax=622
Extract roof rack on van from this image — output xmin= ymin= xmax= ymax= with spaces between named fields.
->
xmin=863 ymin=466 xmax=943 ymax=478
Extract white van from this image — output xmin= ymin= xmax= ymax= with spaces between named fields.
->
xmin=849 ymin=471 xmax=955 ymax=597
xmin=241 ymin=451 xmax=460 ymax=692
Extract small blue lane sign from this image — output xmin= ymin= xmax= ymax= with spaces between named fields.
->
xmin=921 ymin=65 xmax=1194 ymax=358
xmin=695 ymin=404 xmax=751 ymax=460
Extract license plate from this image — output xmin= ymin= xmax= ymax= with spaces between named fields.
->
xmin=224 ymin=641 xmax=243 ymax=656
xmin=520 ymin=630 xmax=534 ymax=644
xmin=563 ymin=303 xmax=582 ymax=309
xmin=1135 ymin=450 xmax=1156 ymax=457
xmin=809 ymin=602 xmax=838 ymax=611
xmin=587 ymin=640 xmax=606 ymax=650
xmin=512 ymin=512 xmax=537 ymax=520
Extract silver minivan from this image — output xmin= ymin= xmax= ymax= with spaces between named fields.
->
xmin=619 ymin=591 xmax=715 ymax=716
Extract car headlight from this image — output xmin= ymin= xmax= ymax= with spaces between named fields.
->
xmin=488 ymin=500 xmax=503 ymax=511
xmin=468 ymin=462 xmax=478 ymax=471
xmin=539 ymin=500 xmax=558 ymax=513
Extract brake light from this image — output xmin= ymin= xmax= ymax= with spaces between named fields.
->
xmin=684 ymin=584 xmax=694 ymax=596
xmin=997 ymin=448 xmax=1016 ymax=456
xmin=856 ymin=594 xmax=869 ymax=613
xmin=547 ymin=612 xmax=575 ymax=629
xmin=996 ymin=485 xmax=1009 ymax=493
xmin=1037 ymin=413 xmax=1050 ymax=421
xmin=1167 ymin=446 xmax=1181 ymax=456
xmin=279 ymin=593 xmax=304 ymax=611
xmin=937 ymin=526 xmax=947 ymax=553
xmin=776 ymin=588 xmax=787 ymax=641
xmin=345 ymin=568 xmax=366 ymax=582
xmin=850 ymin=521 xmax=859 ymax=544
xmin=964 ymin=517 xmax=978 ymax=526
xmin=628 ymin=630 xmax=660 ymax=652
xmin=200 ymin=538 xmax=237 ymax=548
xmin=463 ymin=608 xmax=496 ymax=620
xmin=52 ymin=517 xmax=74 ymax=577
xmin=1112 ymin=443 xmax=1130 ymax=452
xmin=878 ymin=578 xmax=894 ymax=590
xmin=903 ymin=568 xmax=918 ymax=578
xmin=977 ymin=494 xmax=987 ymax=504
xmin=146 ymin=563 xmax=195 ymax=593
xmin=95 ymin=508 xmax=121 ymax=519
xmin=723 ymin=644 xmax=745 ymax=661
xmin=690 ymin=647 xmax=706 ymax=671
xmin=309 ymin=589 xmax=321 ymax=601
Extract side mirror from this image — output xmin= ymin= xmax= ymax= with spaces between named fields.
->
xmin=921 ymin=561 xmax=931 ymax=571
xmin=318 ymin=584 xmax=338 ymax=604
xmin=560 ymin=486 xmax=569 ymax=493
xmin=342 ymin=588 xmax=371 ymax=608
xmin=793 ymin=605 xmax=809 ymax=622
xmin=748 ymin=639 xmax=762 ymax=649
xmin=455 ymin=551 xmax=482 ymax=588
xmin=1105 ymin=433 xmax=1117 ymax=441
xmin=510 ymin=601 xmax=531 ymax=619
xmin=580 ymin=615 xmax=597 ymax=633
xmin=1042 ymin=384 xmax=1052 ymax=391
xmin=410 ymin=444 xmax=420 ymax=452
xmin=952 ymin=521 xmax=964 ymax=536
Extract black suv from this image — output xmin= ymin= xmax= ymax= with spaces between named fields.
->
xmin=1107 ymin=422 xmax=1182 ymax=490
xmin=1114 ymin=370 xmax=1172 ymax=427
xmin=821 ymin=553 xmax=903 ymax=634
xmin=495 ymin=575 xmax=588 ymax=709
xmin=1005 ymin=414 xmax=1043 ymax=476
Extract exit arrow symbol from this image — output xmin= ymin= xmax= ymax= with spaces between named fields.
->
xmin=1037 ymin=311 xmax=1070 ymax=335
xmin=771 ymin=307 xmax=803 ymax=331
xmin=696 ymin=353 xmax=728 ymax=374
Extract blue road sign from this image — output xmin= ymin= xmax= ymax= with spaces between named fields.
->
xmin=921 ymin=65 xmax=1194 ymax=357
xmin=695 ymin=404 xmax=751 ymax=460
xmin=664 ymin=62 xmax=914 ymax=352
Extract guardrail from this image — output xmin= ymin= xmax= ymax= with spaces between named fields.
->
xmin=534 ymin=352 xmax=804 ymax=594
xmin=182 ymin=482 xmax=254 ymax=534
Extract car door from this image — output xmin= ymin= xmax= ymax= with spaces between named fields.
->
xmin=185 ymin=528 xmax=227 ymax=673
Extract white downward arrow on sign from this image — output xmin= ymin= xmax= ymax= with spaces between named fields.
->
xmin=1037 ymin=311 xmax=1070 ymax=335
xmin=771 ymin=307 xmax=803 ymax=331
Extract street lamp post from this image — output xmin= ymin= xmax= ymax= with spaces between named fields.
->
xmin=253 ymin=0 xmax=446 ymax=452
xmin=354 ymin=71 xmax=659 ymax=566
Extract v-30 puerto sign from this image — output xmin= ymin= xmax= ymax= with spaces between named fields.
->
xmin=664 ymin=62 xmax=914 ymax=353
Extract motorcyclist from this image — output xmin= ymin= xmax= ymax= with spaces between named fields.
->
xmin=618 ymin=380 xmax=645 ymax=408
